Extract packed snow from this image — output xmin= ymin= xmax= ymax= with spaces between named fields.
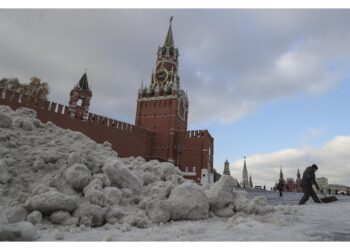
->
xmin=1 ymin=105 xmax=350 ymax=241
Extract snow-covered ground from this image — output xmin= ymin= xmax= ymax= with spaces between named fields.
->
xmin=1 ymin=105 xmax=350 ymax=242
xmin=37 ymin=191 xmax=350 ymax=241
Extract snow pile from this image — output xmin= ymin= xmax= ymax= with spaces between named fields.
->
xmin=0 ymin=105 xmax=292 ymax=241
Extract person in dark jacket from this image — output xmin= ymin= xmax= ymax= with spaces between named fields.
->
xmin=299 ymin=164 xmax=322 ymax=205
xmin=277 ymin=179 xmax=284 ymax=197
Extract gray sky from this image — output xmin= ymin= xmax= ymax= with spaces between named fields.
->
xmin=2 ymin=9 xmax=350 ymax=187
xmin=2 ymin=10 xmax=349 ymax=124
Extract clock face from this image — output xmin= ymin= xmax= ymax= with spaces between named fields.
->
xmin=154 ymin=69 xmax=168 ymax=84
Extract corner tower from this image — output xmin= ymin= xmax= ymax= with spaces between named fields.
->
xmin=68 ymin=72 xmax=92 ymax=120
xmin=135 ymin=17 xmax=189 ymax=163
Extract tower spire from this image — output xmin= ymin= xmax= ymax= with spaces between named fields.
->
xmin=164 ymin=16 xmax=174 ymax=47
xmin=279 ymin=166 xmax=284 ymax=181
xmin=77 ymin=72 xmax=89 ymax=91
xmin=242 ymin=156 xmax=249 ymax=188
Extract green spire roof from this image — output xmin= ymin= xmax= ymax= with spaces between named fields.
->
xmin=164 ymin=16 xmax=174 ymax=47
xmin=77 ymin=73 xmax=89 ymax=91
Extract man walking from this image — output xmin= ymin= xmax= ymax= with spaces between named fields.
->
xmin=277 ymin=179 xmax=284 ymax=197
xmin=299 ymin=164 xmax=322 ymax=205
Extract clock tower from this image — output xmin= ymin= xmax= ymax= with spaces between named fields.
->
xmin=135 ymin=17 xmax=189 ymax=163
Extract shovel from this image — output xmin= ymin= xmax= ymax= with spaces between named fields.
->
xmin=320 ymin=192 xmax=338 ymax=203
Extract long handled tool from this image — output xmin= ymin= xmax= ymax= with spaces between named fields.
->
xmin=320 ymin=192 xmax=338 ymax=203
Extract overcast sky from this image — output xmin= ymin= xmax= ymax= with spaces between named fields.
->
xmin=1 ymin=9 xmax=350 ymax=188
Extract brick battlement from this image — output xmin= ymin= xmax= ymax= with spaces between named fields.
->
xmin=0 ymin=88 xmax=152 ymax=137
xmin=0 ymin=87 xmax=153 ymax=159
xmin=185 ymin=130 xmax=213 ymax=140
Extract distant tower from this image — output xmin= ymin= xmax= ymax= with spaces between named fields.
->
xmin=242 ymin=156 xmax=249 ymax=188
xmin=68 ymin=72 xmax=92 ymax=120
xmin=279 ymin=166 xmax=285 ymax=183
xmin=249 ymin=175 xmax=253 ymax=188
xmin=295 ymin=168 xmax=302 ymax=192
xmin=223 ymin=159 xmax=231 ymax=175
xmin=297 ymin=168 xmax=301 ymax=180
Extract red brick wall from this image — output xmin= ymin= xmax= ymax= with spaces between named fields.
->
xmin=0 ymin=88 xmax=153 ymax=159
xmin=1 ymin=87 xmax=214 ymax=183
xmin=135 ymin=97 xmax=187 ymax=163
xmin=180 ymin=130 xmax=214 ymax=182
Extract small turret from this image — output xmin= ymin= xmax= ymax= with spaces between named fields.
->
xmin=223 ymin=159 xmax=231 ymax=175
xmin=68 ymin=72 xmax=92 ymax=120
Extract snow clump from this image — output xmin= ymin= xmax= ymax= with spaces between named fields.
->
xmin=66 ymin=163 xmax=92 ymax=190
xmin=168 ymin=181 xmax=209 ymax=220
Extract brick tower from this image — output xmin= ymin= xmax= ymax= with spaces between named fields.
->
xmin=68 ymin=72 xmax=92 ymax=120
xmin=135 ymin=17 xmax=189 ymax=163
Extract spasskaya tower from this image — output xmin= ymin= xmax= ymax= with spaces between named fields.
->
xmin=136 ymin=17 xmax=213 ymax=184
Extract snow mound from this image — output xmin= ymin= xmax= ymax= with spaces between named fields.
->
xmin=0 ymin=105 xmax=288 ymax=239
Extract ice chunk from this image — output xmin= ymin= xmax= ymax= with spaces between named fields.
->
xmin=66 ymin=163 xmax=92 ymax=191
xmin=0 ymin=112 xmax=12 ymax=128
xmin=105 ymin=205 xmax=124 ymax=224
xmin=145 ymin=199 xmax=171 ymax=223
xmin=50 ymin=210 xmax=78 ymax=225
xmin=103 ymin=187 xmax=122 ymax=206
xmin=74 ymin=203 xmax=106 ymax=227
xmin=67 ymin=152 xmax=82 ymax=166
xmin=4 ymin=205 xmax=29 ymax=223
xmin=83 ymin=178 xmax=106 ymax=207
xmin=122 ymin=208 xmax=151 ymax=228
xmin=206 ymin=175 xmax=236 ymax=217
xmin=102 ymin=159 xmax=142 ymax=194
xmin=25 ymin=191 xmax=77 ymax=214
xmin=27 ymin=211 xmax=42 ymax=225
xmin=168 ymin=181 xmax=209 ymax=220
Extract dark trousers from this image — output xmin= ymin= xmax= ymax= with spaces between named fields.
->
xmin=279 ymin=190 xmax=283 ymax=197
xmin=299 ymin=186 xmax=321 ymax=205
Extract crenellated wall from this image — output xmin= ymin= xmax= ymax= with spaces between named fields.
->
xmin=179 ymin=130 xmax=214 ymax=183
xmin=1 ymin=87 xmax=214 ymax=183
xmin=0 ymin=88 xmax=153 ymax=159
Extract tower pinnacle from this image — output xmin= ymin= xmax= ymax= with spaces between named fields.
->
xmin=242 ymin=156 xmax=249 ymax=188
xmin=164 ymin=16 xmax=174 ymax=47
